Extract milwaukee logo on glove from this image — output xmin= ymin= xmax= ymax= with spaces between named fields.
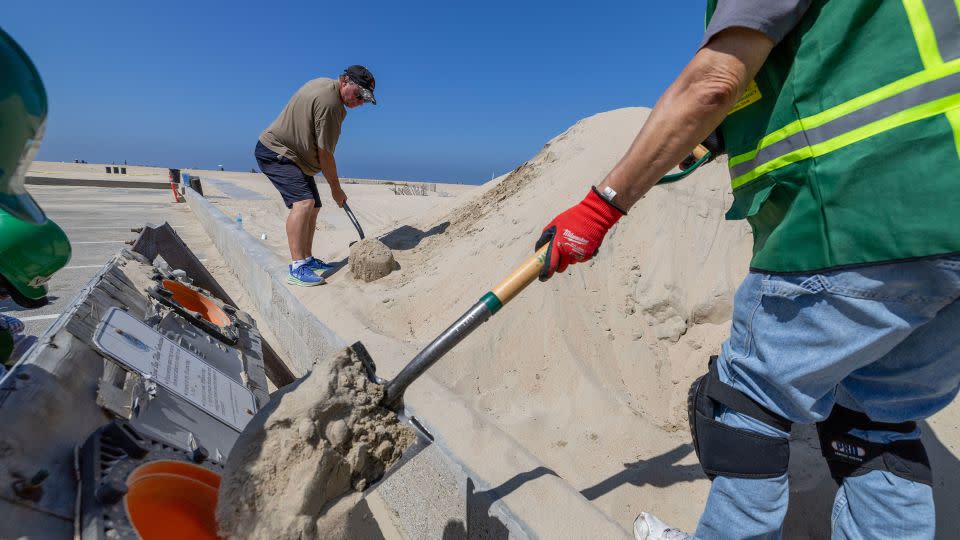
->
xmin=535 ymin=187 xmax=624 ymax=281
xmin=560 ymin=229 xmax=590 ymax=258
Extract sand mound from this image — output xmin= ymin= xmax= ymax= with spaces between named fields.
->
xmin=216 ymin=347 xmax=415 ymax=540
xmin=349 ymin=238 xmax=396 ymax=282
xmin=396 ymin=108 xmax=751 ymax=429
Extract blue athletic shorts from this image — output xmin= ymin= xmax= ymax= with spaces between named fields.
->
xmin=254 ymin=141 xmax=321 ymax=208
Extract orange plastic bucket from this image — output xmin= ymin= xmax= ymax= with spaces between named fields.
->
xmin=161 ymin=279 xmax=230 ymax=328
xmin=124 ymin=461 xmax=222 ymax=540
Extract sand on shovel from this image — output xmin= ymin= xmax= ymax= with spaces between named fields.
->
xmin=216 ymin=347 xmax=416 ymax=540
xmin=349 ymin=238 xmax=396 ymax=282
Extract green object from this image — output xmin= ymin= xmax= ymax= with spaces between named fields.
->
xmin=0 ymin=27 xmax=48 ymax=225
xmin=0 ymin=29 xmax=70 ymax=306
xmin=479 ymin=291 xmax=503 ymax=315
xmin=658 ymin=151 xmax=713 ymax=184
xmin=0 ymin=207 xmax=71 ymax=304
xmin=707 ymin=0 xmax=960 ymax=273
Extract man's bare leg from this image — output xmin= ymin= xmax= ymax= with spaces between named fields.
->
xmin=286 ymin=200 xmax=315 ymax=261
xmin=304 ymin=206 xmax=320 ymax=259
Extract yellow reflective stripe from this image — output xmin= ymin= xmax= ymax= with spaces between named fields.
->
xmin=731 ymin=93 xmax=960 ymax=188
xmin=953 ymin=1 xmax=960 ymax=157
xmin=905 ymin=0 xmax=960 ymax=158
xmin=903 ymin=0 xmax=944 ymax=67
xmin=947 ymin=109 xmax=960 ymax=157
xmin=728 ymin=59 xmax=960 ymax=167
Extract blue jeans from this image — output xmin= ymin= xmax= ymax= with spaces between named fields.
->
xmin=694 ymin=255 xmax=960 ymax=540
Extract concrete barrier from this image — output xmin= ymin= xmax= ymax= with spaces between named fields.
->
xmin=183 ymin=185 xmax=342 ymax=376
xmin=184 ymin=184 xmax=633 ymax=539
xmin=25 ymin=176 xmax=169 ymax=189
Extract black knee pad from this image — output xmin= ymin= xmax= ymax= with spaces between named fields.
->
xmin=816 ymin=405 xmax=932 ymax=486
xmin=688 ymin=357 xmax=793 ymax=480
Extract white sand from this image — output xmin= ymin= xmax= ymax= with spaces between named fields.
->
xmin=170 ymin=107 xmax=959 ymax=536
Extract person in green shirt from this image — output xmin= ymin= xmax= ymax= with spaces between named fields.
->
xmin=535 ymin=1 xmax=960 ymax=538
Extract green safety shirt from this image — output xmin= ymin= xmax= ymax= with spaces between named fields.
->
xmin=706 ymin=0 xmax=960 ymax=273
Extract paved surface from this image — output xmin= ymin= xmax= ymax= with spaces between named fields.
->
xmin=1 ymin=186 xmax=211 ymax=337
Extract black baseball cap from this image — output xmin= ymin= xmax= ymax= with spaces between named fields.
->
xmin=344 ymin=65 xmax=376 ymax=105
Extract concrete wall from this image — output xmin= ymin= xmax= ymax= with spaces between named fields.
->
xmin=184 ymin=185 xmax=344 ymax=376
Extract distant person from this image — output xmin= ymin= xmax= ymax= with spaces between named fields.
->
xmin=255 ymin=65 xmax=376 ymax=287
xmin=535 ymin=1 xmax=959 ymax=539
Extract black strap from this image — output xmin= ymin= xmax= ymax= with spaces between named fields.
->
xmin=822 ymin=405 xmax=917 ymax=434
xmin=817 ymin=427 xmax=932 ymax=485
xmin=704 ymin=358 xmax=793 ymax=433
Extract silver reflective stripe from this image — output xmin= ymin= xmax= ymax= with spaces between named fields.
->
xmin=924 ymin=0 xmax=960 ymax=61
xmin=729 ymin=70 xmax=960 ymax=179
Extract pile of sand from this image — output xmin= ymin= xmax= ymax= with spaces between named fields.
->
xmin=349 ymin=238 xmax=396 ymax=282
xmin=388 ymin=108 xmax=751 ymax=430
xmin=216 ymin=347 xmax=415 ymax=540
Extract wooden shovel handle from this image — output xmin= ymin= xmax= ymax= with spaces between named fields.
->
xmin=692 ymin=144 xmax=710 ymax=160
xmin=490 ymin=244 xmax=549 ymax=306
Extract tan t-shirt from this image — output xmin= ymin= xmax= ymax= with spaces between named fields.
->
xmin=259 ymin=78 xmax=346 ymax=176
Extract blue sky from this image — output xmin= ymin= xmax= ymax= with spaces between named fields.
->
xmin=4 ymin=1 xmax=706 ymax=184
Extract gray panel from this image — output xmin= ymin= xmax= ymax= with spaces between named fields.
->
xmin=924 ymin=0 xmax=960 ymax=62
xmin=131 ymin=386 xmax=240 ymax=461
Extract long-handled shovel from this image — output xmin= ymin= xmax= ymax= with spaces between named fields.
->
xmin=352 ymin=244 xmax=548 ymax=488
xmin=353 ymin=243 xmax=548 ymax=409
xmin=343 ymin=202 xmax=365 ymax=247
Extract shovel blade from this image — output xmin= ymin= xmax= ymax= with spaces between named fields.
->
xmin=349 ymin=341 xmax=434 ymax=493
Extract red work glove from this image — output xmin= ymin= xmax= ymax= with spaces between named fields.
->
xmin=536 ymin=187 xmax=625 ymax=281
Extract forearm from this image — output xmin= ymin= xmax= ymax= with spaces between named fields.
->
xmin=317 ymin=149 xmax=341 ymax=189
xmin=599 ymin=28 xmax=773 ymax=211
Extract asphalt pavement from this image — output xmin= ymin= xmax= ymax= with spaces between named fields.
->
xmin=1 ymin=185 xmax=211 ymax=337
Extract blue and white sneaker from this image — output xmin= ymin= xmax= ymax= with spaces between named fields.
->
xmin=305 ymin=257 xmax=337 ymax=273
xmin=0 ymin=314 xmax=25 ymax=334
xmin=287 ymin=264 xmax=325 ymax=286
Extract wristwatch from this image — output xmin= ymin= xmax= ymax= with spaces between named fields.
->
xmin=593 ymin=185 xmax=627 ymax=214
xmin=598 ymin=186 xmax=617 ymax=203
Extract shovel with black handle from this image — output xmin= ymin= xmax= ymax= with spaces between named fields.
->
xmin=343 ymin=202 xmax=365 ymax=247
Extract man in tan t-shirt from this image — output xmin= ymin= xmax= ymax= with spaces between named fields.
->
xmin=254 ymin=65 xmax=376 ymax=286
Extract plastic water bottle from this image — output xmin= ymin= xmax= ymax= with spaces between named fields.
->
xmin=235 ymin=212 xmax=243 ymax=228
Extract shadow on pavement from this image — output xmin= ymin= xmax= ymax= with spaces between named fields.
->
xmin=442 ymin=467 xmax=558 ymax=539
xmin=579 ymin=444 xmax=701 ymax=501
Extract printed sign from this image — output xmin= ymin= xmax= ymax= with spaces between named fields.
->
xmin=94 ymin=307 xmax=256 ymax=431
